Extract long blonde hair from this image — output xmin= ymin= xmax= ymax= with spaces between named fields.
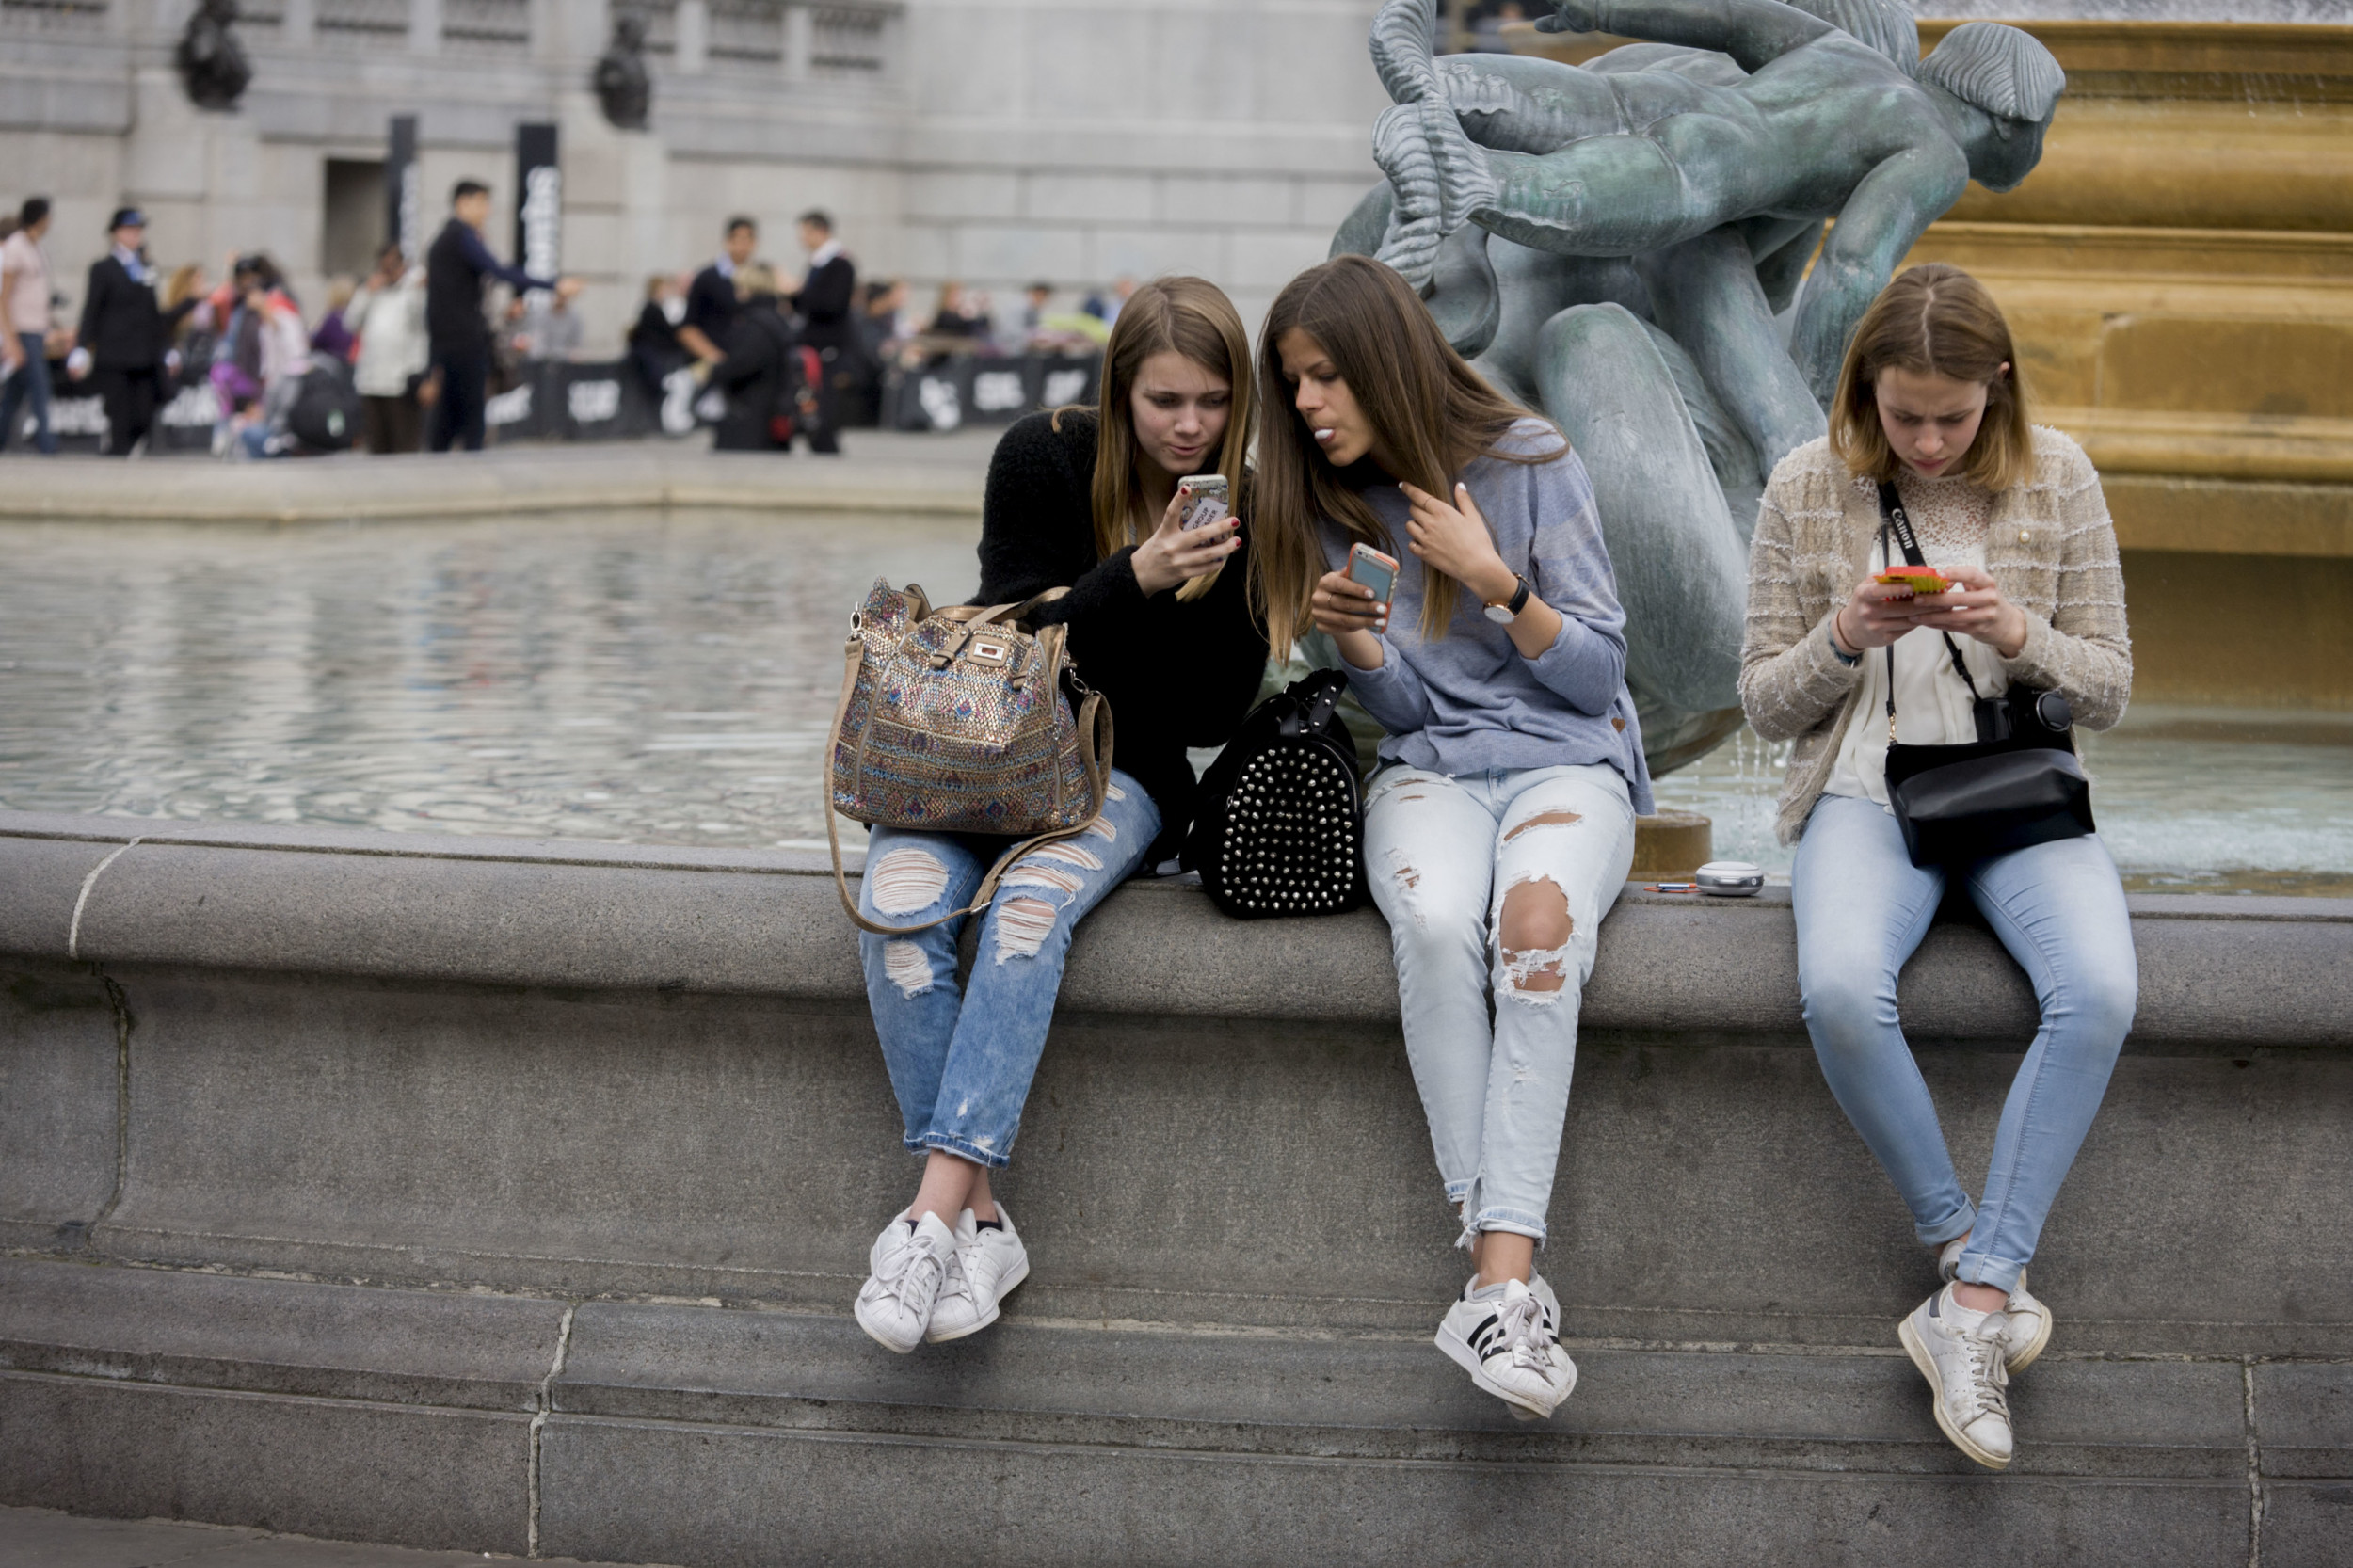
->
xmin=1251 ymin=255 xmax=1558 ymax=653
xmin=1831 ymin=263 xmax=2034 ymax=492
xmin=1076 ymin=276 xmax=1254 ymax=604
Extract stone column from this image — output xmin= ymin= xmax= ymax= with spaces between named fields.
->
xmin=675 ymin=0 xmax=707 ymax=74
xmin=122 ymin=65 xmax=269 ymax=284
xmin=556 ymin=86 xmax=670 ymax=351
xmin=783 ymin=2 xmax=811 ymax=83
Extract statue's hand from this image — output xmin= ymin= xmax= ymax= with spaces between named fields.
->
xmin=1535 ymin=1 xmax=1608 ymax=36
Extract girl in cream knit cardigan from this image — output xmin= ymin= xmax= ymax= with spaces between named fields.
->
xmin=1738 ymin=264 xmax=2136 ymax=1475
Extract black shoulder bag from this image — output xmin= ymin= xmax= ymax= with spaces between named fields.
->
xmin=1182 ymin=667 xmax=1369 ymax=920
xmin=1875 ymin=481 xmax=2096 ymax=868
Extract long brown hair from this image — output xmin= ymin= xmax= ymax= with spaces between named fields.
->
xmin=1078 ymin=276 xmax=1253 ymax=604
xmin=1831 ymin=263 xmax=2034 ymax=492
xmin=1252 ymin=255 xmax=1557 ymax=652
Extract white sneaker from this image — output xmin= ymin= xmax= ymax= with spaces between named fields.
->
xmin=1436 ymin=1277 xmax=1577 ymax=1420
xmin=925 ymin=1205 xmax=1031 ymax=1344
xmin=1938 ymin=1239 xmax=2053 ymax=1372
xmin=854 ymin=1210 xmax=957 ymax=1354
xmin=1899 ymin=1284 xmax=2015 ymax=1470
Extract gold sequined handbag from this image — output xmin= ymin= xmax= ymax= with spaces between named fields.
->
xmin=825 ymin=578 xmax=1113 ymax=936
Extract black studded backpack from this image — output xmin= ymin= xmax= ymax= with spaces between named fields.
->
xmin=1182 ymin=667 xmax=1369 ymax=920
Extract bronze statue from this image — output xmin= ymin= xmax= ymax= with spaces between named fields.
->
xmin=1373 ymin=0 xmax=2062 ymax=402
xmin=1338 ymin=0 xmax=2061 ymax=765
xmin=176 ymin=0 xmax=252 ymax=113
xmin=594 ymin=11 xmax=653 ymax=132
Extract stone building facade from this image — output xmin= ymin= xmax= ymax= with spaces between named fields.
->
xmin=0 ymin=0 xmax=1392 ymax=349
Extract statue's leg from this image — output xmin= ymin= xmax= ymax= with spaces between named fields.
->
xmin=1437 ymin=56 xmax=1625 ymax=152
xmin=1638 ymin=227 xmax=1827 ymax=498
xmin=1533 ymin=303 xmax=1747 ymax=718
xmin=1637 ymin=317 xmax=1764 ymax=544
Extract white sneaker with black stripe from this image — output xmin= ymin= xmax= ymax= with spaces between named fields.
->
xmin=1938 ymin=1238 xmax=2052 ymax=1372
xmin=1899 ymin=1284 xmax=2015 ymax=1470
xmin=1435 ymin=1276 xmax=1577 ymax=1419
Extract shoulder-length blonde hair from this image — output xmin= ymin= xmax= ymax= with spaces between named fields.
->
xmin=1076 ymin=275 xmax=1253 ymax=604
xmin=1251 ymin=254 xmax=1558 ymax=654
xmin=1831 ymin=263 xmax=2034 ymax=492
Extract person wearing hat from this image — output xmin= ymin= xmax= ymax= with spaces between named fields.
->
xmin=68 ymin=208 xmax=197 ymax=456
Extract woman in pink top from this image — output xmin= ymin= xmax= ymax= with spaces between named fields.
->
xmin=0 ymin=197 xmax=59 ymax=455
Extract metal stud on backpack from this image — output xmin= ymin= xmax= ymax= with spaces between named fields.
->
xmin=1184 ymin=668 xmax=1368 ymax=920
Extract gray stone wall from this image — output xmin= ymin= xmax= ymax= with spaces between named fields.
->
xmin=0 ymin=0 xmax=1384 ymax=350
xmin=1927 ymin=2 xmax=2348 ymax=17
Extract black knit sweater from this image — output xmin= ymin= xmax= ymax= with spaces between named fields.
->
xmin=974 ymin=408 xmax=1267 ymax=860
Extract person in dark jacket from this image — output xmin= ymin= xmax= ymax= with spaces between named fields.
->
xmin=626 ymin=272 xmax=685 ymax=400
xmin=679 ymin=216 xmax=756 ymax=367
xmin=69 ymin=208 xmax=197 ymax=456
xmin=424 ymin=179 xmax=576 ymax=452
xmin=845 ymin=276 xmax=1266 ymax=1358
xmin=708 ymin=264 xmax=797 ymax=452
xmin=788 ymin=209 xmax=854 ymax=452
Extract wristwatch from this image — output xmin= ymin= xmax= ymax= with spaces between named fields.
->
xmin=1483 ymin=575 xmax=1532 ymax=624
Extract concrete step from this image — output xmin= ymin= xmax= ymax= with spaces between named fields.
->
xmin=3 ymin=812 xmax=2349 ymax=1564
xmin=7 ymin=1257 xmax=2343 ymax=1567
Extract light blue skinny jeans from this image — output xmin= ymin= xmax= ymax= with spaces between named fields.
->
xmin=1 ymin=334 xmax=57 ymax=455
xmin=1364 ymin=761 xmax=1637 ymax=1246
xmin=1793 ymin=792 xmax=2138 ymax=1292
xmin=856 ymin=769 xmax=1158 ymax=1170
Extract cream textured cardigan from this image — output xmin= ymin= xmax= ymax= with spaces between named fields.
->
xmin=1737 ymin=427 xmax=2133 ymax=845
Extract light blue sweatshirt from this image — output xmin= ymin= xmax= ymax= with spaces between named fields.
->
xmin=1317 ymin=421 xmax=1655 ymax=813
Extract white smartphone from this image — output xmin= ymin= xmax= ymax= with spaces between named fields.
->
xmin=1177 ymin=473 xmax=1231 ymax=532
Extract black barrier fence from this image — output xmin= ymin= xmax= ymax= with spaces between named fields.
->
xmin=13 ymin=350 xmax=1105 ymax=454
xmin=881 ymin=352 xmax=1102 ymax=433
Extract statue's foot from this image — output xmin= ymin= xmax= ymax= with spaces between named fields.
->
xmin=1372 ymin=99 xmax=1501 ymax=291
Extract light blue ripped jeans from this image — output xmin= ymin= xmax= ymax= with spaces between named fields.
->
xmin=1364 ymin=762 xmax=1637 ymax=1246
xmin=856 ymin=769 xmax=1159 ymax=1169
xmin=1793 ymin=792 xmax=2138 ymax=1292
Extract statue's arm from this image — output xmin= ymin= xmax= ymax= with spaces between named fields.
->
xmin=1788 ymin=145 xmax=1969 ymax=403
xmin=1538 ymin=0 xmax=1833 ymax=74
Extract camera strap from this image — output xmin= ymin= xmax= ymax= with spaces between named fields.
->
xmin=1876 ymin=480 xmax=1982 ymax=743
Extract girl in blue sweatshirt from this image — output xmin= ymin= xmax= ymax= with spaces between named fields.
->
xmin=1253 ymin=256 xmax=1652 ymax=1420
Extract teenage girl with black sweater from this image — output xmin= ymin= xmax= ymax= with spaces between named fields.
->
xmin=851 ymin=276 xmax=1268 ymax=1352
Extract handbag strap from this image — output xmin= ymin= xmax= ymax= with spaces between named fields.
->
xmin=1875 ymin=480 xmax=1982 ymax=743
xmin=824 ymin=632 xmax=1112 ymax=936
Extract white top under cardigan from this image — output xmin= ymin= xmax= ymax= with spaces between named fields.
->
xmin=1822 ymin=470 xmax=2008 ymax=807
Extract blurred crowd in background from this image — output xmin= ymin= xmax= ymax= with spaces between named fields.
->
xmin=1 ymin=192 xmax=1130 ymax=460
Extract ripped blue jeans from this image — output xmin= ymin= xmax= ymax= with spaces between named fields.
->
xmin=856 ymin=769 xmax=1158 ymax=1169
xmin=1363 ymin=762 xmax=1637 ymax=1246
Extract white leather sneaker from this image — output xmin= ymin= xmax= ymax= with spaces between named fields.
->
xmin=1938 ymin=1239 xmax=2053 ymax=1372
xmin=1436 ymin=1277 xmax=1577 ymax=1420
xmin=854 ymin=1210 xmax=957 ymax=1354
xmin=925 ymin=1204 xmax=1031 ymax=1344
xmin=1899 ymin=1284 xmax=2015 ymax=1470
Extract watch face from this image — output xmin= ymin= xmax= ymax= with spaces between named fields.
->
xmin=1484 ymin=602 xmax=1513 ymax=623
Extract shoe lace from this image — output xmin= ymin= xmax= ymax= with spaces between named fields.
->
xmin=1957 ymin=1325 xmax=2010 ymax=1422
xmin=1493 ymin=1289 xmax=1555 ymax=1373
xmin=876 ymin=1230 xmax=946 ymax=1305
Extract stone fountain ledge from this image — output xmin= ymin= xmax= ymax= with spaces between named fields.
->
xmin=1 ymin=810 xmax=2346 ymax=1040
xmin=0 ymin=434 xmax=995 ymax=526
xmin=3 ymin=809 xmax=2350 ymax=1566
